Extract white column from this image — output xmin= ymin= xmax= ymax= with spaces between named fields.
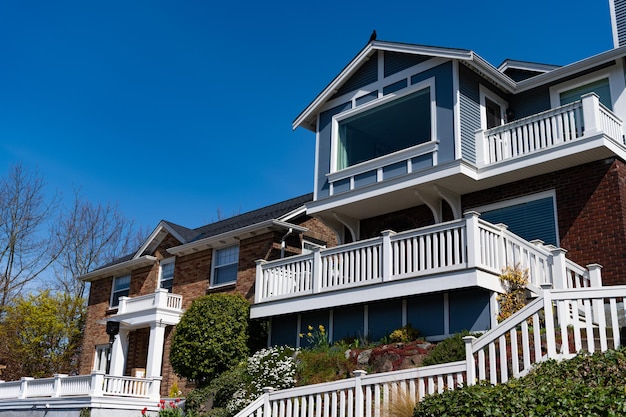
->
xmin=146 ymin=322 xmax=167 ymax=378
xmin=109 ymin=328 xmax=129 ymax=376
xmin=581 ymin=93 xmax=600 ymax=136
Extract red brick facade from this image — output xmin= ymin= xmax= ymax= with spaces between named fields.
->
xmin=79 ymin=214 xmax=337 ymax=396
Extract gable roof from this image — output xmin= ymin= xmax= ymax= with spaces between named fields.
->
xmin=293 ymin=40 xmax=626 ymax=132
xmin=78 ymin=193 xmax=314 ymax=281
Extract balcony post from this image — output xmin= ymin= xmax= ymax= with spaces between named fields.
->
xmin=353 ymin=370 xmax=367 ymax=417
xmin=312 ymin=248 xmax=322 ymax=293
xmin=109 ymin=327 xmax=129 ymax=376
xmin=587 ymin=263 xmax=603 ymax=287
xmin=89 ymin=372 xmax=105 ymax=397
xmin=149 ymin=376 xmax=162 ymax=401
xmin=550 ymin=248 xmax=569 ymax=289
xmin=146 ymin=322 xmax=167 ymax=378
xmin=262 ymin=387 xmax=275 ymax=417
xmin=19 ymin=377 xmax=33 ymax=399
xmin=381 ymin=230 xmax=395 ymax=282
xmin=52 ymin=374 xmax=67 ymax=397
xmin=541 ymin=283 xmax=557 ymax=359
xmin=464 ymin=211 xmax=481 ymax=269
xmin=255 ymin=260 xmax=267 ymax=303
xmin=475 ymin=129 xmax=486 ymax=166
xmin=581 ymin=93 xmax=601 ymax=136
xmin=463 ymin=336 xmax=476 ymax=386
xmin=118 ymin=296 xmax=129 ymax=314
xmin=154 ymin=288 xmax=169 ymax=308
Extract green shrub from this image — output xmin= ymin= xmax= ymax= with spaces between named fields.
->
xmin=421 ymin=332 xmax=474 ymax=367
xmin=169 ymin=294 xmax=250 ymax=385
xmin=415 ymin=348 xmax=626 ymax=417
xmin=185 ymin=364 xmax=247 ymax=416
xmin=296 ymin=347 xmax=358 ymax=385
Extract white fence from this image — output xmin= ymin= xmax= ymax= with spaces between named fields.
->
xmin=238 ymin=284 xmax=626 ymax=417
xmin=118 ymin=288 xmax=183 ymax=314
xmin=0 ymin=373 xmax=161 ymax=401
xmin=256 ymin=212 xmax=598 ymax=303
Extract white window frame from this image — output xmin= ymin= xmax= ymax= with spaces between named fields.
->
xmin=549 ymin=67 xmax=623 ymax=110
xmin=159 ymin=257 xmax=175 ymax=292
xmin=302 ymin=238 xmax=326 ymax=255
xmin=330 ymin=77 xmax=437 ymax=173
xmin=93 ymin=344 xmax=110 ymax=372
xmin=211 ymin=245 xmax=240 ymax=287
xmin=479 ymin=85 xmax=508 ymax=130
xmin=470 ymin=190 xmax=559 ymax=246
xmin=110 ymin=274 xmax=131 ymax=308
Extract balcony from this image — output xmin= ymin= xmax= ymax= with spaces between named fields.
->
xmin=114 ymin=288 xmax=183 ymax=327
xmin=307 ymin=93 xmax=626 ymax=221
xmin=251 ymin=213 xmax=600 ymax=318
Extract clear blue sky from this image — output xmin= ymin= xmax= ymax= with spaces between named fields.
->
xmin=0 ymin=0 xmax=614 ymax=232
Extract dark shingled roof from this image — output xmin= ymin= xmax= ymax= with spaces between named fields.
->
xmin=92 ymin=193 xmax=313 ymax=272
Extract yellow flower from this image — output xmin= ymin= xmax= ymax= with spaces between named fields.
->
xmin=299 ymin=333 xmax=304 ymax=338
xmin=308 ymin=325 xmax=313 ymax=331
xmin=307 ymin=332 xmax=312 ymax=337
xmin=318 ymin=324 xmax=325 ymax=332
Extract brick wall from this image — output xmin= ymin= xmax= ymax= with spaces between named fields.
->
xmin=462 ymin=158 xmax=626 ymax=287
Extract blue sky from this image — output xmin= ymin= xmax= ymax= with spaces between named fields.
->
xmin=0 ymin=0 xmax=615 ymax=232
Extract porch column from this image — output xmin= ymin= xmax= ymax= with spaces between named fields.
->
xmin=146 ymin=322 xmax=167 ymax=378
xmin=109 ymin=328 xmax=129 ymax=376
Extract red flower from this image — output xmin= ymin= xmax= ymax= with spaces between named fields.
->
xmin=141 ymin=407 xmax=148 ymax=415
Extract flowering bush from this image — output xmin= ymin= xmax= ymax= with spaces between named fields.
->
xmin=497 ymin=265 xmax=529 ymax=322
xmin=227 ymin=346 xmax=298 ymax=413
xmin=299 ymin=324 xmax=329 ymax=349
xmin=141 ymin=399 xmax=183 ymax=416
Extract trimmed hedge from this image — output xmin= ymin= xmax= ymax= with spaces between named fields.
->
xmin=414 ymin=348 xmax=626 ymax=417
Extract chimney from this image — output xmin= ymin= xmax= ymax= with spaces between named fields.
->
xmin=610 ymin=0 xmax=626 ymax=47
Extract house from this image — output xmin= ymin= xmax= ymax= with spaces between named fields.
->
xmin=251 ymin=1 xmax=626 ymax=348
xmin=77 ymin=193 xmax=337 ymax=397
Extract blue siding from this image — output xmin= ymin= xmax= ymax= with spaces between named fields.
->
xmin=458 ymin=66 xmax=480 ymax=163
xmin=508 ymin=86 xmax=551 ymax=119
xmin=368 ymin=300 xmax=403 ymax=340
xmin=300 ymin=310 xmax=331 ymax=348
xmin=407 ymin=293 xmax=445 ymax=337
xmin=356 ymin=91 xmax=378 ymax=106
xmin=333 ymin=178 xmax=351 ymax=194
xmin=354 ymin=170 xmax=377 ymax=188
xmin=270 ymin=315 xmax=298 ymax=346
xmin=335 ymin=58 xmax=378 ymax=98
xmin=448 ymin=289 xmax=491 ymax=333
xmin=383 ymin=79 xmax=407 ymax=95
xmin=384 ymin=52 xmax=430 ymax=77
xmin=480 ymin=196 xmax=557 ymax=246
xmin=333 ymin=305 xmax=365 ymax=342
xmin=383 ymin=161 xmax=407 ymax=179
xmin=411 ymin=154 xmax=433 ymax=171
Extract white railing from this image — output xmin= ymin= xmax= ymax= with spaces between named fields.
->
xmin=239 ymin=284 xmax=626 ymax=417
xmin=477 ymin=93 xmax=624 ymax=166
xmin=256 ymin=213 xmax=596 ymax=303
xmin=326 ymin=140 xmax=439 ymax=196
xmin=0 ymin=372 xmax=161 ymax=401
xmin=118 ymin=288 xmax=183 ymax=314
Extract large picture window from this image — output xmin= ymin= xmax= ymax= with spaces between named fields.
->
xmin=111 ymin=274 xmax=131 ymax=307
xmin=212 ymin=245 xmax=239 ymax=286
xmin=336 ymin=87 xmax=431 ymax=169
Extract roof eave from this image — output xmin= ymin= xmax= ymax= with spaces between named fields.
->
xmin=78 ymin=255 xmax=157 ymax=282
xmin=167 ymin=220 xmax=308 ymax=255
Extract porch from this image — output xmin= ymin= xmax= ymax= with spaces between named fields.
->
xmin=251 ymin=212 xmax=600 ymax=319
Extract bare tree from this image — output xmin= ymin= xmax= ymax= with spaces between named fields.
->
xmin=0 ymin=164 xmax=60 ymax=311
xmin=54 ymin=192 xmax=144 ymax=299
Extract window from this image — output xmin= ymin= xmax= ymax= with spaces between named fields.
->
xmin=559 ymin=78 xmax=612 ymax=109
xmin=335 ymin=86 xmax=432 ymax=170
xmin=480 ymin=86 xmax=508 ymax=130
xmin=212 ymin=245 xmax=239 ymax=286
xmin=302 ymin=237 xmax=326 ymax=254
xmin=93 ymin=344 xmax=110 ymax=372
xmin=111 ymin=274 xmax=131 ymax=307
xmin=472 ymin=191 xmax=559 ymax=246
xmin=159 ymin=258 xmax=175 ymax=292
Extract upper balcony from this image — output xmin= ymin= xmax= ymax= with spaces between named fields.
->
xmin=307 ymin=93 xmax=626 ymax=221
xmin=250 ymin=212 xmax=600 ymax=319
xmin=113 ymin=288 xmax=183 ymax=327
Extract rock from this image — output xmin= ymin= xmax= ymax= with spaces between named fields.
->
xmin=357 ymin=349 xmax=372 ymax=365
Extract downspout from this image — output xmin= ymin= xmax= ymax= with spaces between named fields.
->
xmin=280 ymin=227 xmax=294 ymax=259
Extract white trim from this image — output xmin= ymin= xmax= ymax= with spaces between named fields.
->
xmin=469 ymin=190 xmax=560 ymax=247
xmin=548 ymin=67 xmax=618 ymax=109
xmin=158 ymin=257 xmax=175 ymax=291
xmin=133 ymin=222 xmax=187 ymax=260
xmin=453 ymin=61 xmax=461 ymax=160
xmin=479 ymin=84 xmax=508 ymax=130
xmin=331 ymin=77 xmax=436 ymax=173
xmin=610 ymin=0 xmax=620 ymax=48
xmin=210 ymin=244 xmax=240 ymax=288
